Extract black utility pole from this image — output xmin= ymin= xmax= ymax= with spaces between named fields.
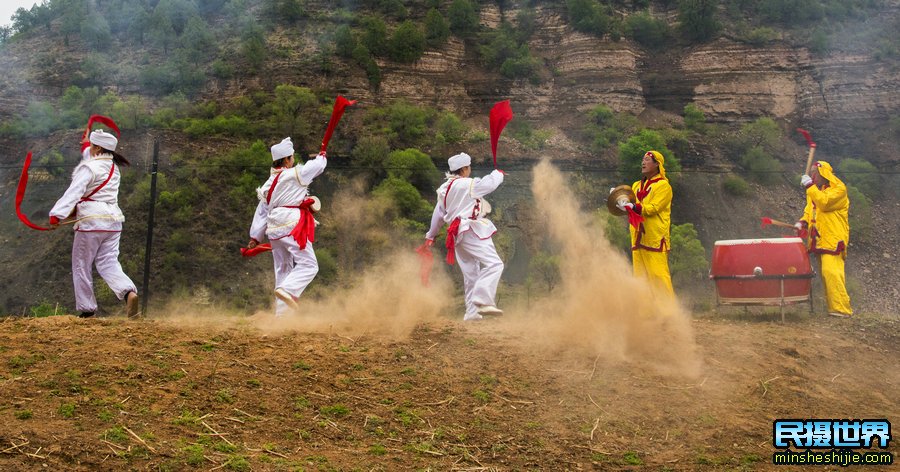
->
xmin=141 ymin=139 xmax=159 ymax=315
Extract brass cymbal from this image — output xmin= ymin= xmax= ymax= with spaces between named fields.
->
xmin=607 ymin=185 xmax=635 ymax=216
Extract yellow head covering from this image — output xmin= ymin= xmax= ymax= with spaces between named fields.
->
xmin=814 ymin=160 xmax=844 ymax=187
xmin=645 ymin=150 xmax=666 ymax=180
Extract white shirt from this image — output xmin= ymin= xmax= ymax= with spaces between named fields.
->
xmin=426 ymin=170 xmax=504 ymax=241
xmin=250 ymin=155 xmax=326 ymax=241
xmin=49 ymin=153 xmax=124 ymax=232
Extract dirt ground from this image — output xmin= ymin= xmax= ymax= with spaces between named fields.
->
xmin=0 ymin=308 xmax=896 ymax=471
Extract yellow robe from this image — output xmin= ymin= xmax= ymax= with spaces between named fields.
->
xmin=800 ymin=162 xmax=852 ymax=315
xmin=630 ymin=176 xmax=674 ymax=297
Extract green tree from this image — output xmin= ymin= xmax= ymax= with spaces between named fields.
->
xmin=241 ymin=23 xmax=267 ymax=73
xmin=448 ymin=0 xmax=479 ymax=37
xmin=351 ymin=135 xmax=391 ymax=179
xmin=845 ymin=185 xmax=873 ymax=244
xmin=388 ymin=20 xmax=426 ymax=63
xmin=669 ymin=223 xmax=707 ymax=286
xmin=178 ymin=16 xmax=215 ymax=62
xmin=382 ymin=101 xmax=431 ymax=147
xmin=81 ymin=12 xmax=112 ymax=50
xmin=361 ymin=16 xmax=388 ymax=56
xmin=566 ymin=0 xmax=612 ymax=37
xmin=373 ymin=177 xmax=432 ymax=221
xmin=527 ymin=251 xmax=561 ymax=292
xmin=334 ymin=25 xmax=356 ymax=58
xmin=618 ymin=129 xmax=679 ymax=182
xmin=384 ymin=148 xmax=440 ymax=193
xmin=837 ymin=158 xmax=880 ymax=198
xmin=270 ymin=84 xmax=317 ymax=140
xmin=424 ymin=8 xmax=450 ymax=48
xmin=677 ymin=0 xmax=719 ymax=42
xmin=584 ymin=105 xmax=638 ymax=152
xmin=741 ymin=146 xmax=782 ymax=184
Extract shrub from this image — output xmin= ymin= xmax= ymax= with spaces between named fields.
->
xmin=846 ymin=185 xmax=873 ymax=244
xmin=722 ymin=174 xmax=751 ymax=196
xmin=351 ymin=135 xmax=391 ymax=178
xmin=527 ymin=251 xmax=561 ymax=292
xmin=384 ymin=148 xmax=441 ymax=192
xmin=507 ymin=120 xmax=552 ymax=150
xmin=584 ymin=105 xmax=638 ymax=152
xmin=334 ymin=24 xmax=356 ymax=58
xmin=448 ymin=0 xmax=479 ymax=37
xmin=603 ymin=213 xmax=631 ymax=254
xmin=623 ymin=12 xmax=671 ymax=50
xmin=837 ymin=158 xmax=879 ymax=198
xmin=388 ymin=20 xmax=426 ymax=63
xmin=435 ymin=112 xmax=467 ymax=145
xmin=683 ymin=103 xmax=706 ymax=132
xmin=669 ymin=223 xmax=708 ymax=286
xmin=741 ymin=146 xmax=782 ymax=183
xmin=677 ymin=0 xmax=719 ymax=43
xmin=566 ymin=0 xmax=613 ymax=37
xmin=373 ymin=177 xmax=432 ymax=221
xmin=383 ymin=101 xmax=431 ymax=147
xmin=618 ymin=129 xmax=679 ymax=183
xmin=425 ymin=8 xmax=450 ymax=48
xmin=742 ymin=26 xmax=778 ymax=46
xmin=361 ymin=16 xmax=388 ymax=57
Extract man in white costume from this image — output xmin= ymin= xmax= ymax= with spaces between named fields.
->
xmin=425 ymin=152 xmax=505 ymax=321
xmin=49 ymin=130 xmax=139 ymax=318
xmin=247 ymin=137 xmax=326 ymax=316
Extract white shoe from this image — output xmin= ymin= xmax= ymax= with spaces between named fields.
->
xmin=274 ymin=288 xmax=299 ymax=311
xmin=476 ymin=305 xmax=503 ymax=316
xmin=463 ymin=314 xmax=483 ymax=321
xmin=828 ymin=312 xmax=851 ymax=318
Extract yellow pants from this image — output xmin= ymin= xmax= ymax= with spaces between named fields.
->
xmin=820 ymin=253 xmax=852 ymax=316
xmin=632 ymin=249 xmax=675 ymax=299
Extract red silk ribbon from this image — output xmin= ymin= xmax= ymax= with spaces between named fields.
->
xmin=290 ymin=198 xmax=317 ymax=250
xmin=240 ymin=243 xmax=272 ymax=257
xmin=414 ymin=243 xmax=434 ymax=286
xmin=320 ymin=95 xmax=357 ymax=153
xmin=81 ymin=115 xmax=121 ymax=151
xmin=445 ymin=217 xmax=461 ymax=265
xmin=15 ymin=152 xmax=51 ymax=231
xmin=489 ymin=100 xmax=513 ymax=168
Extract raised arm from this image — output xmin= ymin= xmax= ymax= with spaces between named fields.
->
xmin=298 ymin=153 xmax=327 ymax=186
xmin=471 ymin=169 xmax=504 ymax=198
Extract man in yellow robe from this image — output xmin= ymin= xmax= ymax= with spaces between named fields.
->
xmin=796 ymin=161 xmax=852 ymax=317
xmin=617 ymin=150 xmax=675 ymax=298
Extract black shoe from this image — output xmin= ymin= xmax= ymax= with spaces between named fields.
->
xmin=79 ymin=312 xmax=95 ymax=318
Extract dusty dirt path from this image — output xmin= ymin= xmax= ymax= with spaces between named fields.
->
xmin=0 ymin=311 xmax=896 ymax=471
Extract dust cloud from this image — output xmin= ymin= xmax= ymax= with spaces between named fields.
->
xmin=153 ymin=162 xmax=698 ymax=377
xmin=499 ymin=159 xmax=701 ymax=378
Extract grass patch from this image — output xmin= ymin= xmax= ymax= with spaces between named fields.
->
xmin=15 ymin=409 xmax=33 ymax=420
xmin=58 ymin=403 xmax=76 ymax=419
xmin=103 ymin=426 xmax=128 ymax=443
xmin=319 ymin=404 xmax=349 ymax=418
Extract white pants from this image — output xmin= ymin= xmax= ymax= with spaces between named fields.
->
xmin=271 ymin=237 xmax=318 ymax=316
xmin=454 ymin=231 xmax=504 ymax=318
xmin=72 ymin=231 xmax=137 ymax=312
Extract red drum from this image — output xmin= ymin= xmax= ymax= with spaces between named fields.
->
xmin=710 ymin=238 xmax=814 ymax=316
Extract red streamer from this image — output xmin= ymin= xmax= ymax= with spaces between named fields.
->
xmin=320 ymin=95 xmax=357 ymax=153
xmin=489 ymin=100 xmax=514 ymax=168
xmin=414 ymin=243 xmax=434 ymax=286
xmin=240 ymin=243 xmax=272 ymax=257
xmin=796 ymin=128 xmax=815 ymax=147
xmin=81 ymin=115 xmax=121 ymax=151
xmin=760 ymin=217 xmax=773 ymax=228
xmin=15 ymin=152 xmax=51 ymax=231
